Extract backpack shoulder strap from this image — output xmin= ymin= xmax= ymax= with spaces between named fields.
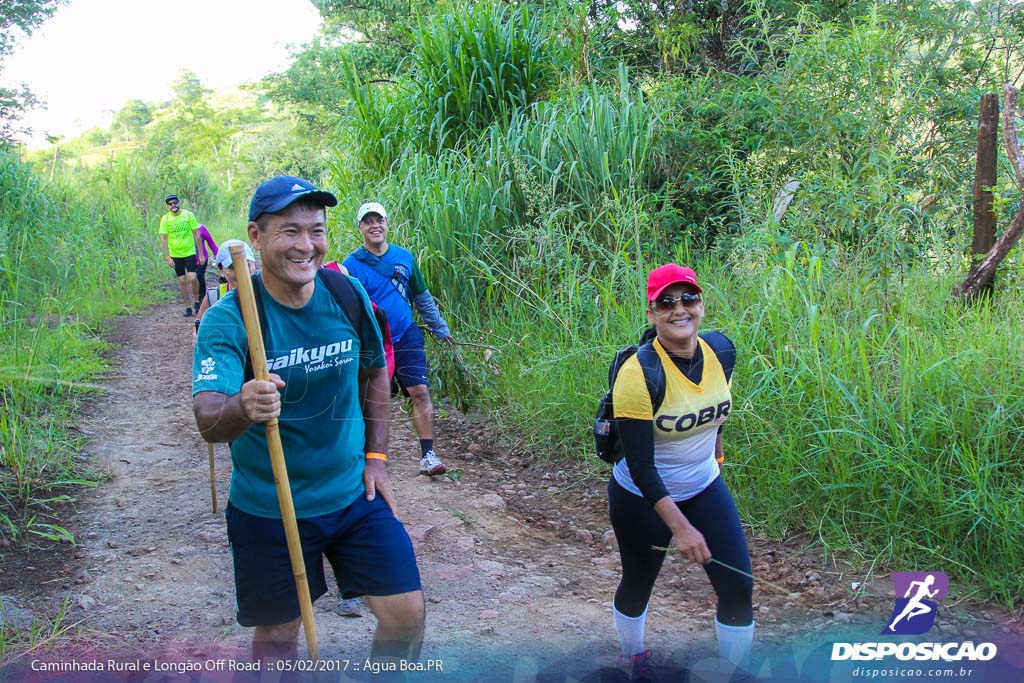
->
xmin=317 ymin=267 xmax=364 ymax=331
xmin=699 ymin=331 xmax=736 ymax=381
xmin=607 ymin=341 xmax=665 ymax=414
xmin=238 ymin=273 xmax=269 ymax=383
xmin=352 ymin=247 xmax=410 ymax=299
xmin=635 ymin=341 xmax=666 ymax=412
xmin=608 ymin=345 xmax=638 ymax=389
xmin=351 ymin=246 xmax=371 ymax=263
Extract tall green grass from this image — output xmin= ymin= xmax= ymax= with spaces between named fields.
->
xmin=318 ymin=0 xmax=1024 ymax=606
xmin=0 ymin=150 xmax=167 ymax=549
xmin=338 ymin=0 xmax=566 ymax=171
xmin=466 ymin=244 xmax=1023 ymax=605
xmin=723 ymin=248 xmax=1024 ymax=605
xmin=409 ymin=0 xmax=559 ymax=150
xmin=328 ymin=68 xmax=655 ymax=307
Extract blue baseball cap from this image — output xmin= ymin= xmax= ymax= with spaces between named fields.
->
xmin=248 ymin=175 xmax=338 ymax=222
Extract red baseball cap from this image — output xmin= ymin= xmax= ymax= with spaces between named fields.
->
xmin=646 ymin=264 xmax=702 ymax=301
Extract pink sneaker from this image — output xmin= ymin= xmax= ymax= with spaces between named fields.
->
xmin=618 ymin=649 xmax=654 ymax=683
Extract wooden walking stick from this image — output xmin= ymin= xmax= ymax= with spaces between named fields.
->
xmin=229 ymin=244 xmax=319 ymax=661
xmin=207 ymin=442 xmax=217 ymax=513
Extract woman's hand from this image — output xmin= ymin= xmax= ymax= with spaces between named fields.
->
xmin=672 ymin=525 xmax=711 ymax=565
xmin=654 ymin=496 xmax=711 ymax=564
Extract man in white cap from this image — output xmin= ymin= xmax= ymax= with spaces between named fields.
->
xmin=343 ymin=201 xmax=454 ymax=477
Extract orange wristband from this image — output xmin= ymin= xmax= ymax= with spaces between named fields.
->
xmin=365 ymin=452 xmax=388 ymax=461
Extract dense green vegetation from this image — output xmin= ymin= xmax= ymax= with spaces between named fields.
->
xmin=2 ymin=0 xmax=1022 ymax=608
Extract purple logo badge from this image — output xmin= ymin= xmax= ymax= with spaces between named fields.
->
xmin=882 ymin=572 xmax=949 ymax=635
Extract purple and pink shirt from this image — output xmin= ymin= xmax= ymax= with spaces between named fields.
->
xmin=196 ymin=225 xmax=218 ymax=264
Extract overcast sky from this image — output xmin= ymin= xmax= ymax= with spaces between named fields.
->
xmin=4 ymin=0 xmax=322 ymax=147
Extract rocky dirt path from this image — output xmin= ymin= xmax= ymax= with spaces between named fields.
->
xmin=2 ymin=302 xmax=1018 ymax=682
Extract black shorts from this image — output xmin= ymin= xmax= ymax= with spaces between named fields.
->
xmin=171 ymin=255 xmax=197 ymax=276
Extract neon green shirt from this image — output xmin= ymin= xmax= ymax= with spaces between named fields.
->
xmin=159 ymin=209 xmax=199 ymax=257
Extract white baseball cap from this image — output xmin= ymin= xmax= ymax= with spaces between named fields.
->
xmin=356 ymin=202 xmax=388 ymax=223
xmin=214 ymin=240 xmax=255 ymax=268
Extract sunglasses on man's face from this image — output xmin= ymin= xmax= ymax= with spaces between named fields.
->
xmin=650 ymin=292 xmax=702 ymax=313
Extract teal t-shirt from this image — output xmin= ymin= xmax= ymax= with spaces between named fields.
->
xmin=192 ymin=274 xmax=385 ymax=519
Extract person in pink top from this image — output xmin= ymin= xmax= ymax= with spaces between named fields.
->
xmin=194 ymin=224 xmax=218 ymax=311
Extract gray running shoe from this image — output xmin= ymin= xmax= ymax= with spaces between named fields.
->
xmin=418 ymin=450 xmax=447 ymax=476
xmin=335 ymin=596 xmax=364 ymax=618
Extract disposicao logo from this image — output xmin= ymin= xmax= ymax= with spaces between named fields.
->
xmin=831 ymin=571 xmax=998 ymax=663
xmin=883 ymin=571 xmax=948 ymax=635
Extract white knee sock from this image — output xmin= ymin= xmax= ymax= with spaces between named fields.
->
xmin=613 ymin=605 xmax=648 ymax=658
xmin=715 ymin=618 xmax=755 ymax=666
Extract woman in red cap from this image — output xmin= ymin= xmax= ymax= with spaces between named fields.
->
xmin=608 ymin=264 xmax=754 ymax=680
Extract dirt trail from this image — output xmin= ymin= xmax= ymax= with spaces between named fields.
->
xmin=2 ymin=301 xmax=1015 ymax=681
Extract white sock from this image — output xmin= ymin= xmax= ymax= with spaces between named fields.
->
xmin=715 ymin=618 xmax=755 ymax=666
xmin=613 ymin=605 xmax=648 ymax=658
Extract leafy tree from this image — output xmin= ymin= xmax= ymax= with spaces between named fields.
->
xmin=109 ymin=99 xmax=152 ymax=143
xmin=0 ymin=0 xmax=67 ymax=146
xmin=262 ymin=37 xmax=355 ymax=126
xmin=0 ymin=0 xmax=65 ymax=60
xmin=0 ymin=81 xmax=40 ymax=146
xmin=544 ymin=0 xmax=870 ymax=75
xmin=265 ymin=0 xmax=438 ymax=128
xmin=81 ymin=127 xmax=110 ymax=147
xmin=312 ymin=0 xmax=436 ymax=77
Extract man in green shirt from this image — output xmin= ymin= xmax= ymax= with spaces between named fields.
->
xmin=158 ymin=194 xmax=202 ymax=317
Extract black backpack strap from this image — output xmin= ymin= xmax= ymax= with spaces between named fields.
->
xmin=240 ymin=273 xmax=270 ymax=383
xmin=317 ymin=267 xmax=364 ymax=331
xmin=699 ymin=331 xmax=736 ymax=382
xmin=635 ymin=342 xmax=666 ymax=412
xmin=607 ymin=345 xmax=637 ymax=389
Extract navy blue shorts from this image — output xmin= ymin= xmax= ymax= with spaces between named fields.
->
xmin=171 ymin=254 xmax=197 ymax=276
xmin=393 ymin=324 xmax=429 ymax=390
xmin=226 ymin=495 xmax=422 ymax=627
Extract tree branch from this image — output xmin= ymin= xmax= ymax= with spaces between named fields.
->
xmin=953 ymin=201 xmax=1024 ymax=300
xmin=954 ymin=86 xmax=1024 ymax=300
xmin=1003 ymin=84 xmax=1024 ymax=190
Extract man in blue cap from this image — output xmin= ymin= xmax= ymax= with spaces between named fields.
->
xmin=192 ymin=175 xmax=425 ymax=663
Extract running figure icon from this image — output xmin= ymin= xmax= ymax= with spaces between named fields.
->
xmin=888 ymin=574 xmax=938 ymax=631
xmin=883 ymin=571 xmax=949 ymax=635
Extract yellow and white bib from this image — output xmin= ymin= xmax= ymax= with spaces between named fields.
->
xmin=612 ymin=336 xmax=732 ymax=501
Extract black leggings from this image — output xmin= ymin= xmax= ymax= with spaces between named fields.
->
xmin=609 ymin=475 xmax=753 ymax=626
xmin=195 ymin=261 xmax=209 ymax=301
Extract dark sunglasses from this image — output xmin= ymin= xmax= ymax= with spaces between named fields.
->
xmin=650 ymin=292 xmax=702 ymax=313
